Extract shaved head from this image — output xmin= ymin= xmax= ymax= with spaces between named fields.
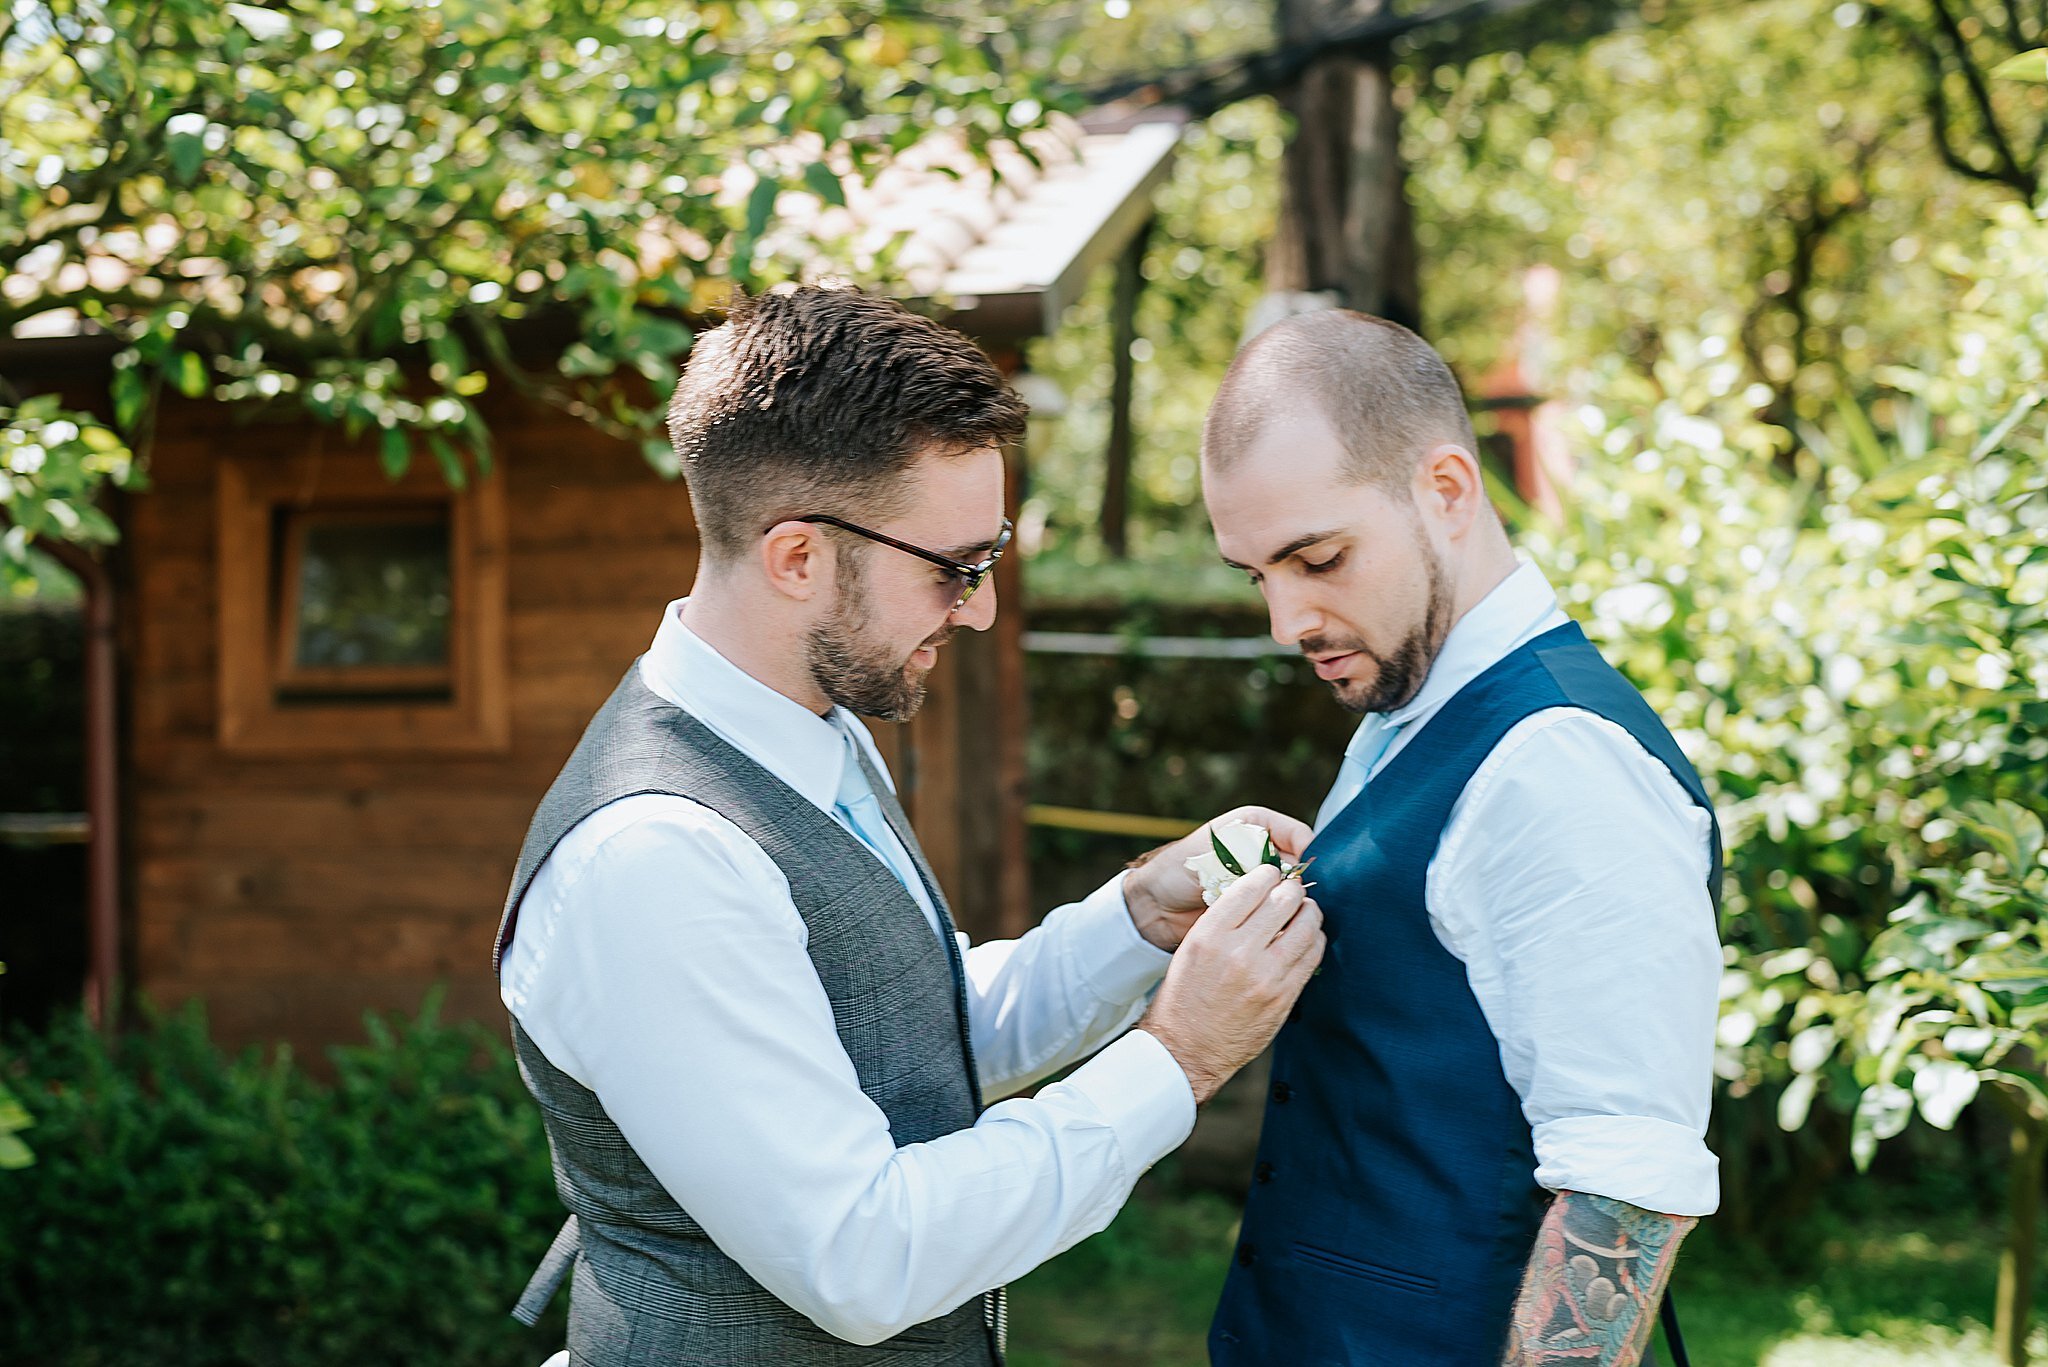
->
xmin=1203 ymin=310 xmax=1476 ymax=489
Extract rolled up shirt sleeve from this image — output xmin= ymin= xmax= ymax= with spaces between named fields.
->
xmin=504 ymin=796 xmax=1195 ymax=1346
xmin=1428 ymin=708 xmax=1723 ymax=1217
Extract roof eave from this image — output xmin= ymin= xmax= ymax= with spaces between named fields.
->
xmin=920 ymin=112 xmax=1186 ymax=342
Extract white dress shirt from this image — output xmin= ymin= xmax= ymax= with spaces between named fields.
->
xmin=501 ymin=601 xmax=1196 ymax=1345
xmin=1311 ymin=561 xmax=1722 ymax=1217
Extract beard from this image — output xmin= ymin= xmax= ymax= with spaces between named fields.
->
xmin=804 ymin=559 xmax=952 ymax=723
xmin=1303 ymin=532 xmax=1455 ymax=716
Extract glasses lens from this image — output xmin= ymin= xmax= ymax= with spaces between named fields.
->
xmin=947 ymin=521 xmax=1012 ymax=610
xmin=949 ymin=569 xmax=984 ymax=611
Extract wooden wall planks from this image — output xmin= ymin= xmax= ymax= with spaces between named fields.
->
xmin=119 ymin=388 xmax=1022 ymax=1054
xmin=124 ymin=396 xmax=694 ymax=1050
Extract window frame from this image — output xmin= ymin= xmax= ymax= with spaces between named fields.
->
xmin=216 ymin=450 xmax=509 ymax=756
xmin=272 ymin=503 xmax=459 ymax=698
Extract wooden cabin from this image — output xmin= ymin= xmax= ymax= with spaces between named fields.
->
xmin=1 ymin=113 xmax=1184 ymax=1054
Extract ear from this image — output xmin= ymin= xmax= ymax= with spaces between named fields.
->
xmin=1414 ymin=442 xmax=1488 ymax=540
xmin=758 ymin=519 xmax=833 ymax=601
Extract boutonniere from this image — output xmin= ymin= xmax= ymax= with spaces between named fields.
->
xmin=1185 ymin=818 xmax=1313 ymax=907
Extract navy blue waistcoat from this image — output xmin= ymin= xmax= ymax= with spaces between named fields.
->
xmin=1208 ymin=622 xmax=1722 ymax=1367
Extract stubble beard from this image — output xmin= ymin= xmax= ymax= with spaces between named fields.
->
xmin=804 ymin=555 xmax=951 ymax=723
xmin=1311 ymin=535 xmax=1456 ymax=716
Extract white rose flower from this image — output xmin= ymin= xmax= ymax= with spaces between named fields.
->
xmin=1184 ymin=818 xmax=1278 ymax=907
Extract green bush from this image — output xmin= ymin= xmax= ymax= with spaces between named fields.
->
xmin=1513 ymin=202 xmax=2046 ymax=1290
xmin=0 ymin=963 xmax=31 ymax=1173
xmin=0 ymin=996 xmax=565 ymax=1367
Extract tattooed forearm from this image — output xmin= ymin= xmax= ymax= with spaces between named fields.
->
xmin=1501 ymin=1192 xmax=1696 ymax=1366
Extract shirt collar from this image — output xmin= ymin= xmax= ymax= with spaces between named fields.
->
xmin=638 ymin=598 xmax=856 ymax=814
xmin=1382 ymin=559 xmax=1565 ymax=731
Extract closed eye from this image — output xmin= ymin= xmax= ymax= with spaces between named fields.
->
xmin=1302 ymin=551 xmax=1345 ymax=574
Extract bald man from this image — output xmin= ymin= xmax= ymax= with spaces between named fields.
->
xmin=1198 ymin=310 xmax=1722 ymax=1367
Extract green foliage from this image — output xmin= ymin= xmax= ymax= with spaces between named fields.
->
xmin=0 ymin=997 xmax=565 ymax=1366
xmin=1510 ymin=202 xmax=2047 ymax=1210
xmin=0 ymin=0 xmax=1060 ymax=592
xmin=1026 ymin=622 xmax=1347 ymax=823
xmin=0 ymin=966 xmax=31 ymax=1171
xmin=1405 ymin=18 xmax=2048 ymax=1201
xmin=1026 ymin=543 xmax=1264 ymax=608
xmin=0 ymin=1080 xmax=29 ymax=1170
xmin=1848 ymin=800 xmax=2048 ymax=1169
xmin=1025 ymin=0 xmax=2044 ymax=566
xmin=1404 ymin=0 xmax=2032 ymax=425
xmin=1877 ymin=11 xmax=2048 ymax=205
xmin=1014 ymin=0 xmax=2048 ymax=1250
xmin=0 ymin=395 xmax=137 ymax=593
xmin=1023 ymin=96 xmax=1283 ymax=560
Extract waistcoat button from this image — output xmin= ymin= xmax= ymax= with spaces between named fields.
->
xmin=1254 ymin=1162 xmax=1275 ymax=1184
xmin=1236 ymin=1243 xmax=1257 ymax=1267
xmin=1271 ymin=1080 xmax=1293 ymax=1103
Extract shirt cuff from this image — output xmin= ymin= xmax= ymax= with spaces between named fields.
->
xmin=1532 ymin=1115 xmax=1720 ymax=1217
xmin=1070 ymin=869 xmax=1174 ymax=1005
xmin=1056 ymin=1028 xmax=1196 ymax=1180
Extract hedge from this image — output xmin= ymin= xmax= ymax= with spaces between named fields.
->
xmin=0 ymin=997 xmax=566 ymax=1367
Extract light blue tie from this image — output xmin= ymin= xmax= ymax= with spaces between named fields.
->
xmin=830 ymin=718 xmax=933 ymax=921
xmin=1312 ymin=715 xmax=1402 ymax=834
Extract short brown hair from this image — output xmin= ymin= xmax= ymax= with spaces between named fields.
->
xmin=666 ymin=287 xmax=1028 ymax=561
xmin=1202 ymin=310 xmax=1476 ymax=487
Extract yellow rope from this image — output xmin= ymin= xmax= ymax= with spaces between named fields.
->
xmin=1024 ymin=804 xmax=1199 ymax=840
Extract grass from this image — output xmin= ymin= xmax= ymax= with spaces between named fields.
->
xmin=1008 ymin=1172 xmax=2046 ymax=1366
xmin=1009 ymin=1178 xmax=1237 ymax=1367
xmin=1683 ymin=1215 xmax=2044 ymax=1366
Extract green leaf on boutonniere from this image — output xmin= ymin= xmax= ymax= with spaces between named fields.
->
xmin=1262 ymin=831 xmax=1282 ymax=868
xmin=1211 ymin=829 xmax=1247 ymax=878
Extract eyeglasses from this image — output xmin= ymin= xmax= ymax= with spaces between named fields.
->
xmin=793 ymin=514 xmax=1013 ymax=612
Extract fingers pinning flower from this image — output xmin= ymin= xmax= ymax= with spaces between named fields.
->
xmin=1184 ymin=818 xmax=1312 ymax=906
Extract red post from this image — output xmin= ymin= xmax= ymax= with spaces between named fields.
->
xmin=1477 ymin=265 xmax=1571 ymax=523
xmin=40 ymin=539 xmax=121 ymax=1033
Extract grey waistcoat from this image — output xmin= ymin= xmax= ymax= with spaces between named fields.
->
xmin=492 ymin=663 xmax=1003 ymax=1366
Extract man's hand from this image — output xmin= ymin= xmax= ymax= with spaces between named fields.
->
xmin=1124 ymin=806 xmax=1315 ymax=951
xmin=1137 ymin=865 xmax=1324 ymax=1105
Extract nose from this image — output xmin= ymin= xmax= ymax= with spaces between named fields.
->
xmin=950 ymin=575 xmax=998 ymax=632
xmin=1264 ymin=582 xmax=1318 ymax=649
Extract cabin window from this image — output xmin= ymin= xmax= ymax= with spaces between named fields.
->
xmin=216 ymin=452 xmax=508 ymax=755
xmin=276 ymin=508 xmax=455 ymax=700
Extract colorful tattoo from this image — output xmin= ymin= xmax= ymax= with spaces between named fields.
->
xmin=1502 ymin=1192 xmax=1696 ymax=1366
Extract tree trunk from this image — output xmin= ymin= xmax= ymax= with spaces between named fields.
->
xmin=1101 ymin=218 xmax=1152 ymax=559
xmin=1997 ymin=1109 xmax=2045 ymax=1367
xmin=1268 ymin=0 xmax=1420 ymax=328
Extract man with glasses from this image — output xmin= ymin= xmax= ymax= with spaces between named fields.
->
xmin=492 ymin=286 xmax=1325 ymax=1366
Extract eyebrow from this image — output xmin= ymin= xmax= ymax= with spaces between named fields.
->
xmin=1219 ymin=527 xmax=1348 ymax=571
xmin=938 ymin=538 xmax=998 ymax=562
